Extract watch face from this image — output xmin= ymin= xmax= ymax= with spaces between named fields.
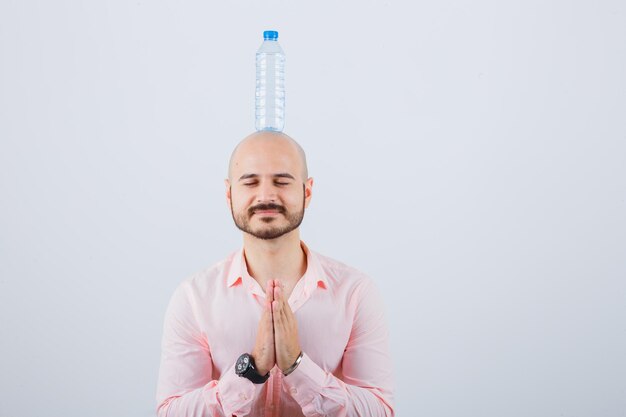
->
xmin=235 ymin=354 xmax=251 ymax=376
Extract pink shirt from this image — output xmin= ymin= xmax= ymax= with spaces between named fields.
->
xmin=156 ymin=242 xmax=394 ymax=417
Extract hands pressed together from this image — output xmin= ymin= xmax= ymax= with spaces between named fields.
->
xmin=251 ymin=280 xmax=302 ymax=376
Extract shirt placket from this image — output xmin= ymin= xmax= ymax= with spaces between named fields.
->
xmin=265 ymin=368 xmax=283 ymax=416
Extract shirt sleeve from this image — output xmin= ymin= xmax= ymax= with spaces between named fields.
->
xmin=155 ymin=281 xmax=264 ymax=417
xmin=281 ymin=278 xmax=395 ymax=417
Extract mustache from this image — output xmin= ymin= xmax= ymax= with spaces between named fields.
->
xmin=248 ymin=203 xmax=286 ymax=216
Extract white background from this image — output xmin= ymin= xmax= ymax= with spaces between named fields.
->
xmin=1 ymin=1 xmax=625 ymax=416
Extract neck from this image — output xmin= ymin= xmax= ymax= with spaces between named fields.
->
xmin=242 ymin=229 xmax=307 ymax=290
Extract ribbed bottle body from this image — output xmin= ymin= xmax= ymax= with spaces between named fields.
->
xmin=255 ymin=35 xmax=285 ymax=131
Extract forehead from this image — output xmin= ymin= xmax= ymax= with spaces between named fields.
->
xmin=231 ymin=139 xmax=302 ymax=177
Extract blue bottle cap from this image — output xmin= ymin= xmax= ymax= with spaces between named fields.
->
xmin=263 ymin=30 xmax=279 ymax=40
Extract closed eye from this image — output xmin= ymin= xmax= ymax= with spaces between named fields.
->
xmin=243 ymin=181 xmax=289 ymax=186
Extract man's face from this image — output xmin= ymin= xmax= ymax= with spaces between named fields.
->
xmin=226 ymin=138 xmax=312 ymax=240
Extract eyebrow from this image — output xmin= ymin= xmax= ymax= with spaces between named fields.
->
xmin=238 ymin=173 xmax=296 ymax=181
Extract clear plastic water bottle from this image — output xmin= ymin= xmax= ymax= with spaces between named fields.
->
xmin=255 ymin=30 xmax=285 ymax=132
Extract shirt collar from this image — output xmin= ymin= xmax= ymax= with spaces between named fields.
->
xmin=226 ymin=241 xmax=328 ymax=291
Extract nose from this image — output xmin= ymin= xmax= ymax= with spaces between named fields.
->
xmin=256 ymin=180 xmax=277 ymax=203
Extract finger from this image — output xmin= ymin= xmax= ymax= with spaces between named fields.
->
xmin=276 ymin=283 xmax=289 ymax=309
xmin=272 ymin=298 xmax=281 ymax=317
xmin=272 ymin=286 xmax=281 ymax=317
xmin=275 ymin=284 xmax=281 ymax=301
xmin=282 ymin=295 xmax=294 ymax=319
xmin=273 ymin=282 xmax=280 ymax=301
xmin=266 ymin=299 xmax=273 ymax=316
xmin=272 ymin=300 xmax=283 ymax=334
xmin=264 ymin=282 xmax=272 ymax=311
xmin=265 ymin=280 xmax=274 ymax=303
xmin=278 ymin=286 xmax=293 ymax=320
xmin=273 ymin=298 xmax=289 ymax=327
xmin=261 ymin=300 xmax=272 ymax=331
xmin=273 ymin=285 xmax=291 ymax=318
xmin=272 ymin=301 xmax=288 ymax=334
xmin=282 ymin=304 xmax=291 ymax=328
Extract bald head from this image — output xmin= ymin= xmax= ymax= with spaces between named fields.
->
xmin=228 ymin=131 xmax=309 ymax=182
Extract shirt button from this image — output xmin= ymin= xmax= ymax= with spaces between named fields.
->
xmin=239 ymin=393 xmax=247 ymax=401
xmin=290 ymin=387 xmax=298 ymax=395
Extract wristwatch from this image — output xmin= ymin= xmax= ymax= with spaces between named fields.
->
xmin=235 ymin=353 xmax=270 ymax=384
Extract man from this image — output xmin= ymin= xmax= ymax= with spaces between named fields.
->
xmin=156 ymin=131 xmax=394 ymax=416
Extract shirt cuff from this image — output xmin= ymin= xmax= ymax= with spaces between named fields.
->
xmin=214 ymin=362 xmax=264 ymax=416
xmin=281 ymin=352 xmax=328 ymax=405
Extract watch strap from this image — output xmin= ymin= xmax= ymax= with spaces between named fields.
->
xmin=243 ymin=363 xmax=270 ymax=384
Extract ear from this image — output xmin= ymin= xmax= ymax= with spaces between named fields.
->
xmin=224 ymin=179 xmax=231 ymax=208
xmin=304 ymin=177 xmax=314 ymax=208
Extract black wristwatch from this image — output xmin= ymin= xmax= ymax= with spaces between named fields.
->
xmin=235 ymin=353 xmax=270 ymax=384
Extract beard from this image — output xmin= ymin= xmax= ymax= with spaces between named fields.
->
xmin=230 ymin=185 xmax=306 ymax=240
